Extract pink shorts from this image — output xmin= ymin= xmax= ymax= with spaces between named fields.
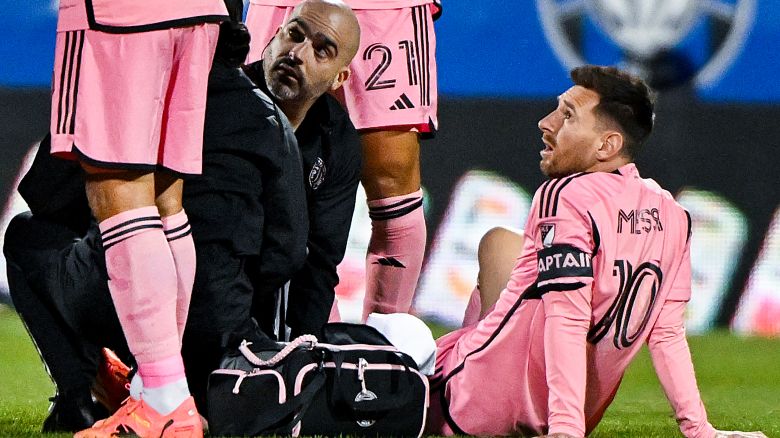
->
xmin=245 ymin=3 xmax=438 ymax=132
xmin=426 ymin=295 xmax=549 ymax=436
xmin=50 ymin=23 xmax=220 ymax=175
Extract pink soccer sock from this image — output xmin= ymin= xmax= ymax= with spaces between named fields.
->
xmin=99 ymin=206 xmax=180 ymax=366
xmin=363 ymin=189 xmax=426 ymax=321
xmin=137 ymin=355 xmax=187 ymax=389
xmin=137 ymin=355 xmax=189 ymax=415
xmin=161 ymin=210 xmax=196 ymax=344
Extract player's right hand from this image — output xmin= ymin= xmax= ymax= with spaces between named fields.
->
xmin=714 ymin=430 xmax=768 ymax=438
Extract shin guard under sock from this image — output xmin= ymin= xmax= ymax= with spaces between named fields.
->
xmin=161 ymin=210 xmax=195 ymax=344
xmin=99 ymin=206 xmax=180 ymax=367
xmin=363 ymin=189 xmax=426 ymax=320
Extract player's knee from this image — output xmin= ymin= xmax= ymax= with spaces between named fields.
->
xmin=363 ymin=173 xmax=420 ymax=199
xmin=155 ymin=195 xmax=183 ymax=218
xmin=478 ymin=226 xmax=524 ymax=260
xmin=360 ymin=130 xmax=421 ymax=198
xmin=154 ymin=173 xmax=184 ymax=217
xmin=361 ymin=155 xmax=421 ymax=198
xmin=83 ymin=172 xmax=157 ymax=221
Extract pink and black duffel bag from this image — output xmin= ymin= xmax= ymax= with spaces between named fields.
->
xmin=207 ymin=323 xmax=430 ymax=437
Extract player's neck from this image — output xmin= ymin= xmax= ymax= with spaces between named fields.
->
xmin=585 ymin=156 xmax=631 ymax=174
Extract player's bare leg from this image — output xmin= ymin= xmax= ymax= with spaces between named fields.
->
xmin=360 ymin=131 xmax=421 ymax=198
xmin=460 ymin=227 xmax=525 ymax=327
xmin=83 ymin=166 xmax=158 ymax=223
xmin=477 ymin=227 xmax=525 ymax=315
xmin=361 ymin=130 xmax=426 ymax=320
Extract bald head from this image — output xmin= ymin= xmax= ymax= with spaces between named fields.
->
xmin=291 ymin=0 xmax=360 ymax=66
xmin=263 ymin=0 xmax=361 ymax=109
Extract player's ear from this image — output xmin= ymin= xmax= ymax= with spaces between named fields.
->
xmin=330 ymin=67 xmax=351 ymax=91
xmin=598 ymin=131 xmax=624 ymax=161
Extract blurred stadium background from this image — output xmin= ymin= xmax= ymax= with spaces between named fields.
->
xmin=1 ymin=0 xmax=779 ymax=337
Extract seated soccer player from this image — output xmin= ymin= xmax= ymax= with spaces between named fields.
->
xmin=3 ymin=1 xmax=361 ymax=432
xmin=425 ymin=66 xmax=767 ymax=438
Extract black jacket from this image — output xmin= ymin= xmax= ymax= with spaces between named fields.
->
xmin=244 ymin=61 xmax=362 ymax=337
xmin=276 ymin=77 xmax=361 ymax=337
xmin=187 ymin=61 xmax=307 ymax=291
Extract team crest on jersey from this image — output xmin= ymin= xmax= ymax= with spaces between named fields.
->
xmin=540 ymin=223 xmax=555 ymax=248
xmin=309 ymin=157 xmax=326 ymax=190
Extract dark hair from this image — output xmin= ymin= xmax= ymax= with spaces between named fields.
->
xmin=570 ymin=65 xmax=655 ymax=159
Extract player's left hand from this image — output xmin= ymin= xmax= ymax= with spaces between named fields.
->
xmin=714 ymin=430 xmax=768 ymax=438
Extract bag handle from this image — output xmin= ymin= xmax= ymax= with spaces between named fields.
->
xmin=238 ymin=334 xmax=318 ymax=367
xmin=331 ymin=358 xmax=417 ymax=415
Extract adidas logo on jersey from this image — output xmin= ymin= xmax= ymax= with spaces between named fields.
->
xmin=389 ymin=93 xmax=415 ymax=110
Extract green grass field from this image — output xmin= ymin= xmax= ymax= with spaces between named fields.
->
xmin=1 ymin=305 xmax=778 ymax=437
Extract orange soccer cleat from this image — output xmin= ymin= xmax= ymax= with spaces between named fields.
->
xmin=74 ymin=396 xmax=203 ymax=438
xmin=91 ymin=348 xmax=131 ymax=413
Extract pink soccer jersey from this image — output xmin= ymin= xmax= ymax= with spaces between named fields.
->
xmin=428 ymin=164 xmax=716 ymax=438
xmin=57 ymin=0 xmax=228 ymax=32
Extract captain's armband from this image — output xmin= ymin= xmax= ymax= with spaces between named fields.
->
xmin=536 ymin=244 xmax=593 ymax=291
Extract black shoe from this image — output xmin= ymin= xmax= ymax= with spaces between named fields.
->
xmin=41 ymin=389 xmax=108 ymax=433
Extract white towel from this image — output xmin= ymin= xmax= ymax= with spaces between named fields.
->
xmin=366 ymin=313 xmax=437 ymax=375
